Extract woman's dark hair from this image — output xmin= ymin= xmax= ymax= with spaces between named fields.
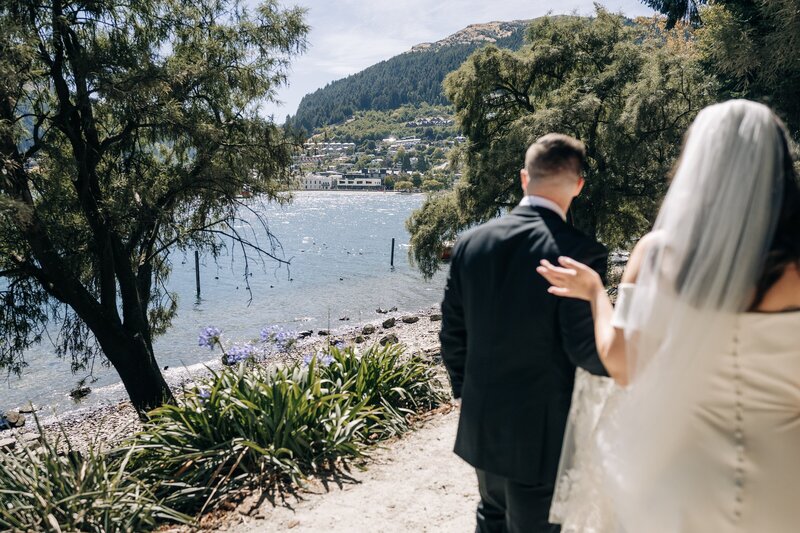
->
xmin=749 ymin=122 xmax=800 ymax=310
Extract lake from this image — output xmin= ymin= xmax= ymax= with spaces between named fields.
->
xmin=2 ymin=191 xmax=448 ymax=416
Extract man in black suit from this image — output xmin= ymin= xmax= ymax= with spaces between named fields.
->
xmin=440 ymin=134 xmax=608 ymax=533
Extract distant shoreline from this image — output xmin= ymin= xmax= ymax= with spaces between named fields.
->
xmin=289 ymin=189 xmax=422 ymax=193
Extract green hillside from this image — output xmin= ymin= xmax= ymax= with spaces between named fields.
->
xmin=290 ymin=21 xmax=530 ymax=133
xmin=312 ymin=104 xmax=459 ymax=145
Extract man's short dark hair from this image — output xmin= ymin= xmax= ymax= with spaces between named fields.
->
xmin=525 ymin=133 xmax=585 ymax=180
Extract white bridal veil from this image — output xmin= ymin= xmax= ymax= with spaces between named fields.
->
xmin=558 ymin=100 xmax=788 ymax=532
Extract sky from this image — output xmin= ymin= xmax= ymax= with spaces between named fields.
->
xmin=263 ymin=0 xmax=657 ymax=119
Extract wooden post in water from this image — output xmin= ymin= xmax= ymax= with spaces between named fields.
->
xmin=194 ymin=250 xmax=201 ymax=298
xmin=390 ymin=238 xmax=395 ymax=267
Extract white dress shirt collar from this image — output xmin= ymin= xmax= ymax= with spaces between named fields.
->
xmin=519 ymin=195 xmax=567 ymax=221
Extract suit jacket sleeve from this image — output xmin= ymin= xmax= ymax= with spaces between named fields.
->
xmin=440 ymin=240 xmax=467 ymax=398
xmin=558 ymin=242 xmax=609 ymax=377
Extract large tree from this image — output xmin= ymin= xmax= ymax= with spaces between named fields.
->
xmin=696 ymin=0 xmax=800 ymax=137
xmin=407 ymin=11 xmax=717 ymax=277
xmin=643 ymin=0 xmax=800 ymax=137
xmin=0 ymin=0 xmax=307 ymax=416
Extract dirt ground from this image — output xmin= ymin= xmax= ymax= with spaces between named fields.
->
xmin=225 ymin=408 xmax=477 ymax=533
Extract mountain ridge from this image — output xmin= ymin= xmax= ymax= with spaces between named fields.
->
xmin=289 ymin=19 xmax=533 ymax=133
xmin=410 ymin=19 xmax=533 ymax=52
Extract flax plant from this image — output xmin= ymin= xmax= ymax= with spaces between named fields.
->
xmin=0 ymin=424 xmax=190 ymax=532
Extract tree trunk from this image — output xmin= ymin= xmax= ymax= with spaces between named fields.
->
xmin=99 ymin=332 xmax=175 ymax=419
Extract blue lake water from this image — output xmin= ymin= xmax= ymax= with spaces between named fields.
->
xmin=2 ymin=191 xmax=447 ymax=416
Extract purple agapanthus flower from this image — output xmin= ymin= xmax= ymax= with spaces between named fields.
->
xmin=319 ymin=354 xmax=334 ymax=367
xmin=198 ymin=326 xmax=221 ymax=349
xmin=260 ymin=325 xmax=281 ymax=343
xmin=261 ymin=325 xmax=299 ymax=351
xmin=276 ymin=330 xmax=299 ymax=351
xmin=302 ymin=353 xmax=315 ymax=367
xmin=333 ymin=341 xmax=345 ymax=350
xmin=226 ymin=344 xmax=254 ymax=365
xmin=197 ymin=388 xmax=211 ymax=402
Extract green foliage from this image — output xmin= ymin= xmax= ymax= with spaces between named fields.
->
xmin=322 ymin=343 xmax=444 ymax=439
xmin=395 ymin=180 xmax=415 ymax=192
xmin=401 ymin=152 xmax=414 ymax=172
xmin=408 ymin=11 xmax=717 ymax=277
xmin=291 ymin=25 xmax=530 ymax=132
xmin=130 ymin=362 xmax=364 ymax=513
xmin=129 ymin=344 xmax=443 ymax=513
xmin=0 ymin=0 xmax=307 ymax=413
xmin=641 ymin=0 xmax=705 ymax=28
xmin=639 ymin=0 xmax=800 ymax=135
xmin=0 ymin=344 xmax=443 ymax=527
xmin=422 ymin=179 xmax=444 ymax=192
xmin=314 ymin=104 xmax=458 ymax=144
xmin=696 ymin=1 xmax=800 ymax=136
xmin=0 ymin=428 xmax=190 ymax=532
xmin=406 ymin=193 xmax=465 ymax=275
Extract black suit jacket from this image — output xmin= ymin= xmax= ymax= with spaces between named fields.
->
xmin=440 ymin=205 xmax=608 ymax=485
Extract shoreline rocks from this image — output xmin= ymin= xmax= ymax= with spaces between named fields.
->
xmin=0 ymin=411 xmax=26 ymax=431
xmin=379 ymin=333 xmax=399 ymax=346
xmin=5 ymin=305 xmax=445 ymax=453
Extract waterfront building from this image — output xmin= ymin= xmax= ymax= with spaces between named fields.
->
xmin=337 ymin=168 xmax=385 ymax=189
xmin=299 ymin=173 xmax=339 ymax=190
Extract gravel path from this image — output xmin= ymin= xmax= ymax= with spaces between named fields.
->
xmin=226 ymin=408 xmax=477 ymax=533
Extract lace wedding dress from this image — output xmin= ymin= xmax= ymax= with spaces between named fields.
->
xmin=548 ymin=367 xmax=618 ymax=532
xmin=550 ymin=284 xmax=800 ymax=533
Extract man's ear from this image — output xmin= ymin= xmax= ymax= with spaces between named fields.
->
xmin=520 ymin=168 xmax=529 ymax=192
xmin=573 ymin=176 xmax=585 ymax=197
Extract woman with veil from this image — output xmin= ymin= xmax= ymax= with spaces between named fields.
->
xmin=538 ymin=99 xmax=800 ymax=532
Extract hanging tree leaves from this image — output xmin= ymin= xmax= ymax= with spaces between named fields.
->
xmin=0 ymin=0 xmax=307 ymax=416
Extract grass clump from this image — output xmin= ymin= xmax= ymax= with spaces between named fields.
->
xmin=0 ymin=429 xmax=190 ymax=532
xmin=131 ymin=342 xmax=444 ymax=513
xmin=321 ymin=342 xmax=444 ymax=438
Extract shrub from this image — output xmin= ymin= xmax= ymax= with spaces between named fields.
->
xmin=321 ymin=344 xmax=445 ymax=438
xmin=0 ymin=428 xmax=190 ymax=532
xmin=128 ymin=343 xmax=444 ymax=513
xmin=129 ymin=362 xmax=368 ymax=513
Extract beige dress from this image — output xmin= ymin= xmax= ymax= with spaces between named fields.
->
xmin=681 ymin=309 xmax=800 ymax=532
xmin=552 ymin=284 xmax=800 ymax=532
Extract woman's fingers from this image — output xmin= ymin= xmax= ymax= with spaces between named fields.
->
xmin=536 ymin=265 xmax=565 ymax=283
xmin=538 ymin=256 xmax=598 ymax=302
xmin=558 ymin=256 xmax=590 ymax=272
xmin=547 ymin=286 xmax=571 ymax=296
xmin=536 ymin=268 xmax=560 ymax=286
xmin=539 ymin=259 xmax=577 ymax=276
xmin=537 ymin=266 xmax=577 ymax=289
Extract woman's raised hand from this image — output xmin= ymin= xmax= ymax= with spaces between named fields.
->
xmin=536 ymin=256 xmax=604 ymax=301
